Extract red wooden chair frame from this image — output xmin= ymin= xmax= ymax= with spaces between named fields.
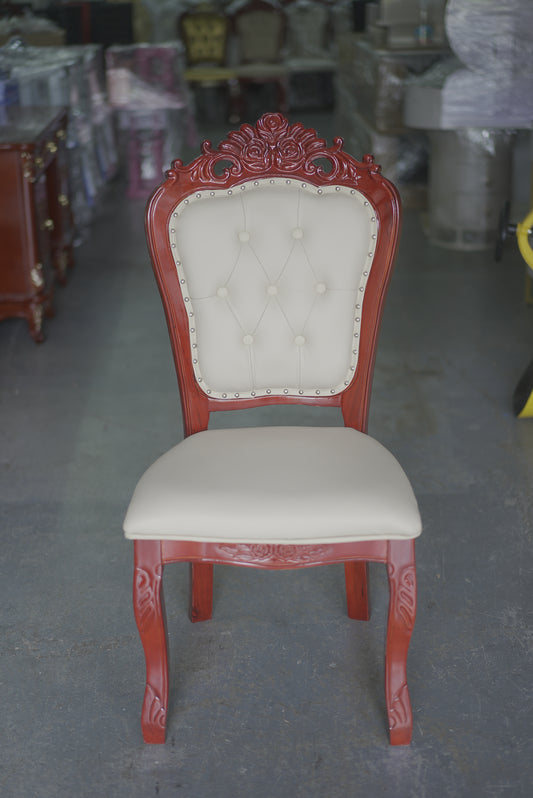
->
xmin=136 ymin=113 xmax=417 ymax=745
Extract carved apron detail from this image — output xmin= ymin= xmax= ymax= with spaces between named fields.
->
xmin=134 ymin=565 xmax=163 ymax=631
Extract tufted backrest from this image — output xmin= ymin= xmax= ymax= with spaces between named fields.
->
xmin=145 ymin=114 xmax=401 ymax=435
xmin=169 ymin=180 xmax=377 ymax=399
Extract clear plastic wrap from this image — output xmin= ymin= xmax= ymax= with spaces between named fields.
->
xmin=445 ymin=0 xmax=533 ymax=76
xmin=105 ymin=43 xmax=197 ymax=197
xmin=338 ymin=35 xmax=446 ymax=134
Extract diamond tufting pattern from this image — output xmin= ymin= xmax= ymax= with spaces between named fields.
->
xmin=168 ymin=178 xmax=377 ymax=398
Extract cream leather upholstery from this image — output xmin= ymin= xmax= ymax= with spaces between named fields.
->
xmin=123 ymin=426 xmax=422 ymax=543
xmin=169 ymin=180 xmax=377 ymax=399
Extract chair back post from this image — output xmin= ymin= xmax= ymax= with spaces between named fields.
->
xmin=145 ymin=114 xmax=401 ymax=437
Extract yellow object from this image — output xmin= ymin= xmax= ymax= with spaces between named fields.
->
xmin=514 ymin=361 xmax=533 ymax=418
xmin=516 ymin=207 xmax=533 ymax=271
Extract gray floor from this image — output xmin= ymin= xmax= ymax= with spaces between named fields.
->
xmin=1 ymin=110 xmax=533 ymax=797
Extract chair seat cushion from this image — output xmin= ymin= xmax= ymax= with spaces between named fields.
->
xmin=123 ymin=426 xmax=421 ymax=544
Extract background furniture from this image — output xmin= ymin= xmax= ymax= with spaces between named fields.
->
xmin=123 ymin=113 xmax=422 ymax=746
xmin=0 ymin=106 xmax=73 ymax=341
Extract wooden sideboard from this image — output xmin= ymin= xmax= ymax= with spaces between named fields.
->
xmin=0 ymin=106 xmax=74 ymax=342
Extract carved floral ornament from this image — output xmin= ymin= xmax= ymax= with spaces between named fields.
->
xmin=165 ymin=113 xmax=382 ymax=186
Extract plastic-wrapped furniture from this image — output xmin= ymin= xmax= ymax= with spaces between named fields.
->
xmin=123 ymin=113 xmax=422 ymax=746
xmin=106 ymin=43 xmax=194 ymax=199
xmin=178 ymin=8 xmax=240 ymax=123
xmin=231 ymin=0 xmax=289 ymax=117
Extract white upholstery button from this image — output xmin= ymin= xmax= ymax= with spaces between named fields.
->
xmin=243 ymin=334 xmax=254 ymax=346
xmin=266 ymin=284 xmax=278 ymax=296
xmin=315 ymin=282 xmax=326 ymax=294
xmin=294 ymin=335 xmax=306 ymax=347
xmin=292 ymin=227 xmax=304 ymax=239
xmin=217 ymin=286 xmax=228 ymax=298
xmin=238 ymin=231 xmax=250 ymax=242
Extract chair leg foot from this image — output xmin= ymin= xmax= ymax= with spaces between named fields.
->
xmin=134 ymin=541 xmax=169 ymax=744
xmin=385 ymin=540 xmax=417 ymax=746
xmin=189 ymin=563 xmax=213 ymax=623
xmin=344 ymin=561 xmax=370 ymax=620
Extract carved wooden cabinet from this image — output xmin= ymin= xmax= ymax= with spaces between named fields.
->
xmin=0 ymin=107 xmax=74 ymax=342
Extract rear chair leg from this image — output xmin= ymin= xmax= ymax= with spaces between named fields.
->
xmin=189 ymin=563 xmax=213 ymax=623
xmin=344 ymin=561 xmax=371 ymax=620
xmin=133 ymin=540 xmax=168 ymax=743
xmin=385 ymin=539 xmax=417 ymax=745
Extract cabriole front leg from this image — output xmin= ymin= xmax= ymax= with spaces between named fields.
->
xmin=385 ymin=539 xmax=417 ymax=746
xmin=133 ymin=540 xmax=168 ymax=743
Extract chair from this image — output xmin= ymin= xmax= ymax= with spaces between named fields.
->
xmin=230 ymin=0 xmax=290 ymax=117
xmin=123 ymin=113 xmax=422 ymax=746
xmin=178 ymin=6 xmax=241 ymax=122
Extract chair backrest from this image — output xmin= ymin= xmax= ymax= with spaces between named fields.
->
xmin=232 ymin=0 xmax=287 ymax=63
xmin=179 ymin=10 xmax=231 ymax=67
xmin=145 ymin=113 xmax=401 ymax=436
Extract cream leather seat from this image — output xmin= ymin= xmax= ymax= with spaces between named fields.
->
xmin=124 ymin=113 xmax=422 ymax=747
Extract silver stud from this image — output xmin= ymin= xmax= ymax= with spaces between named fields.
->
xmin=356 ymin=304 xmax=361 ymax=309
xmin=351 ymin=366 xmax=355 ymax=371
xmin=266 ymin=389 xmax=272 ymax=395
xmin=356 ymin=317 xmax=360 ymax=322
xmin=364 ymin=201 xmax=369 ymax=206
xmin=315 ymin=390 xmax=321 ymax=395
xmin=353 ymin=350 xmax=358 ymax=355
xmin=283 ymin=389 xmax=289 ymax=394
xmin=190 ymin=327 xmax=195 ymax=333
xmin=173 ymin=212 xmax=178 ymax=217
xmin=298 ymin=390 xmax=304 ymax=395
xmin=222 ymin=393 xmax=227 ymax=398
xmin=317 ymin=189 xmax=323 ymax=194
xmin=254 ymin=181 xmax=259 ymax=186
xmin=234 ymin=393 xmax=239 ymax=397
xmin=192 ymin=343 xmax=197 ymax=349
xmin=228 ymin=190 xmax=232 ymax=195
xmin=210 ymin=191 xmax=215 ymax=196
xmin=286 ymin=179 xmax=291 ymax=185
xmin=363 ymin=271 xmax=368 ymax=276
xmin=372 ymin=234 xmax=377 ymax=239
xmin=330 ymin=389 xmax=335 ymax=394
xmin=184 ymin=199 xmax=189 ymax=204
xmin=180 ymin=279 xmax=185 ymax=284
xmin=368 ymin=252 xmax=374 ymax=257
xmin=344 ymin=381 xmax=349 ymax=386
xmin=184 ymin=296 xmax=190 ymax=302
xmin=351 ymin=190 xmax=356 ymax=194
xmin=176 ymin=261 xmax=181 ymax=266
xmin=240 ymin=185 xmax=246 ymax=190
xmin=196 ymin=193 xmax=201 ymax=198
xmin=251 ymin=391 xmax=256 ymax=397
xmin=371 ymin=217 xmax=376 ymax=221
xmin=270 ymin=179 xmax=275 ymax=184
xmin=170 ymin=228 xmax=175 ymax=233
xmin=301 ymin=183 xmax=307 ymax=188
xmin=171 ymin=243 xmax=176 ymax=247
xmin=354 ymin=332 xmax=359 ymax=338
xmin=359 ymin=287 xmax=364 ymax=292
xmin=207 ymin=390 xmax=211 ymax=395
xmin=335 ymin=186 xmax=340 ymax=191
xmin=193 ymin=358 xmax=198 ymax=364
xmin=198 ymin=377 xmax=202 ymax=383
xmin=189 ymin=311 xmax=193 ymax=317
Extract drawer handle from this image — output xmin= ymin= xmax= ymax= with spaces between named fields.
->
xmin=46 ymin=141 xmax=58 ymax=154
xmin=58 ymin=194 xmax=70 ymax=207
xmin=31 ymin=264 xmax=44 ymax=289
xmin=40 ymin=218 xmax=55 ymax=232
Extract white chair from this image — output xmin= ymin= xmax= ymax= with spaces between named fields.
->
xmin=123 ymin=112 xmax=422 ymax=746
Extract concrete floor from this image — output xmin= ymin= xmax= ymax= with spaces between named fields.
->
xmin=1 ymin=111 xmax=533 ymax=797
